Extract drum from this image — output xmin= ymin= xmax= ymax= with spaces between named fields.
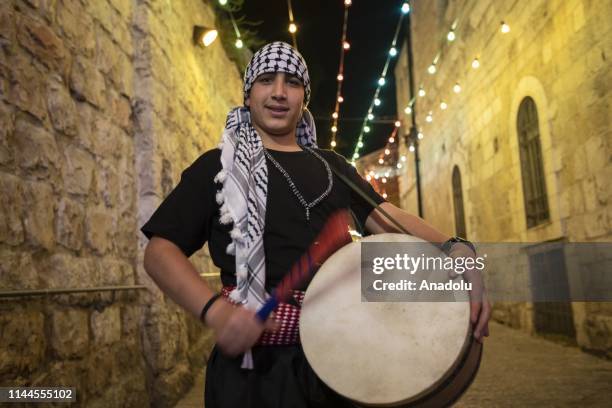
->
xmin=300 ymin=233 xmax=482 ymax=407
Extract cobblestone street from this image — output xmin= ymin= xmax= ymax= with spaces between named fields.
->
xmin=177 ymin=322 xmax=612 ymax=407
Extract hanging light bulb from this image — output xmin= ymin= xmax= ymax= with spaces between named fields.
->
xmin=357 ymin=141 xmax=364 ymax=148
xmin=404 ymin=106 xmax=412 ymax=114
xmin=378 ymin=77 xmax=386 ymax=86
xmin=331 ymin=125 xmax=338 ymax=133
xmin=369 ymin=170 xmax=374 ymax=176
xmin=343 ymin=41 xmax=350 ymax=50
xmin=338 ymin=96 xmax=344 ymax=103
xmin=500 ymin=21 xmax=510 ymax=33
xmin=428 ymin=64 xmax=436 ymax=74
xmin=394 ymin=120 xmax=401 ymax=127
xmin=426 ymin=112 xmax=433 ymax=123
xmin=331 ymin=140 xmax=337 ymax=147
xmin=219 ymin=0 xmax=228 ymax=5
xmin=389 ymin=47 xmax=397 ymax=57
xmin=344 ymin=0 xmax=352 ymax=6
xmin=374 ymin=174 xmax=379 ymax=180
xmin=382 ymin=177 xmax=387 ymax=183
xmin=389 ymin=137 xmax=395 ymax=143
xmin=364 ymin=126 xmax=371 ymax=133
xmin=337 ymin=74 xmax=344 ymax=81
xmin=384 ymin=148 xmax=390 ymax=155
xmin=401 ymin=2 xmax=410 ymax=14
xmin=397 ymin=163 xmax=403 ymax=169
xmin=367 ymin=113 xmax=374 ymax=120
xmin=418 ymin=87 xmax=426 ymax=97
xmin=366 ymin=174 xmax=372 ymax=181
xmin=382 ymin=192 xmax=388 ymax=199
xmin=440 ymin=101 xmax=448 ymax=110
xmin=378 ymin=158 xmax=384 ymax=164
xmin=332 ymin=112 xmax=338 ymax=119
xmin=447 ymin=29 xmax=456 ymax=42
xmin=235 ymin=38 xmax=243 ymax=49
xmin=409 ymin=144 xmax=415 ymax=152
xmin=353 ymin=152 xmax=359 ymax=159
xmin=472 ymin=58 xmax=480 ymax=69
xmin=453 ymin=83 xmax=461 ymax=93
xmin=374 ymin=98 xmax=381 ymax=106
xmin=289 ymin=23 xmax=297 ymax=33
xmin=401 ymin=155 xmax=406 ymax=162
xmin=417 ymin=132 xmax=424 ymax=139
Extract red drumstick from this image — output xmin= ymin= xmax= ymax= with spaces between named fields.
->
xmin=255 ymin=210 xmax=352 ymax=321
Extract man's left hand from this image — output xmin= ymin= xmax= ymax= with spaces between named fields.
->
xmin=449 ymin=244 xmax=492 ymax=343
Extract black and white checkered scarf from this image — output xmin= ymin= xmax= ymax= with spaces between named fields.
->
xmin=214 ymin=42 xmax=316 ymax=367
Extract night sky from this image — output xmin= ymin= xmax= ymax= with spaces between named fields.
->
xmin=239 ymin=0 xmax=408 ymax=159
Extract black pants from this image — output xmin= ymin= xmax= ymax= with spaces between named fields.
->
xmin=204 ymin=344 xmax=357 ymax=408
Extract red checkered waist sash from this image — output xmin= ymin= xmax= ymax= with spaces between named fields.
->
xmin=220 ymin=286 xmax=304 ymax=346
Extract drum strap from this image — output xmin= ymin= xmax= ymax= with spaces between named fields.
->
xmin=329 ymin=164 xmax=412 ymax=236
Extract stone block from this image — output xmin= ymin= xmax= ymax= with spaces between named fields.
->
xmin=61 ymin=144 xmax=95 ymax=196
xmin=0 ymin=308 xmax=45 ymax=376
xmin=0 ymin=173 xmax=25 ymax=245
xmin=21 ymin=180 xmax=55 ymax=250
xmin=84 ymin=346 xmax=116 ymax=396
xmin=56 ymin=0 xmax=95 ymax=58
xmin=84 ymin=205 xmax=114 ymax=255
xmin=46 ymin=74 xmax=77 ymax=137
xmin=95 ymin=26 xmax=119 ymax=77
xmin=16 ymin=12 xmax=69 ymax=77
xmin=98 ymin=258 xmax=134 ymax=286
xmin=55 ymin=196 xmax=84 ymax=251
xmin=110 ymin=93 xmax=132 ymax=132
xmin=69 ymin=55 xmax=105 ymax=108
xmin=90 ymin=116 xmax=121 ymax=158
xmin=584 ymin=135 xmax=607 ymax=174
xmin=50 ymin=307 xmax=89 ymax=359
xmin=14 ymin=115 xmax=60 ymax=180
xmin=584 ymin=210 xmax=608 ymax=239
xmin=8 ymin=53 xmax=48 ymax=122
xmin=90 ymin=305 xmax=121 ymax=346
xmin=0 ymin=248 xmax=38 ymax=290
xmin=0 ymin=2 xmax=15 ymax=42
xmin=39 ymin=252 xmax=99 ymax=289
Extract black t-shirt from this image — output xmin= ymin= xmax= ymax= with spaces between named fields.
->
xmin=141 ymin=147 xmax=386 ymax=291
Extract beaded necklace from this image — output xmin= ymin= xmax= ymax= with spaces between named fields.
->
xmin=264 ymin=146 xmax=333 ymax=221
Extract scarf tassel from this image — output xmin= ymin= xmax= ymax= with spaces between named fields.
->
xmin=214 ymin=169 xmax=228 ymax=184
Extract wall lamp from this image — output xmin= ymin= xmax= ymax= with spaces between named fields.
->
xmin=193 ymin=25 xmax=218 ymax=47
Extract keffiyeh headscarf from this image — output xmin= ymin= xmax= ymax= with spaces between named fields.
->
xmin=214 ymin=42 xmax=317 ymax=368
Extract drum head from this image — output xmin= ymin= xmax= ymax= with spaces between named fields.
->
xmin=300 ymin=233 xmax=472 ymax=406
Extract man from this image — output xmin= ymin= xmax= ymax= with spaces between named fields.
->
xmin=142 ymin=42 xmax=490 ymax=407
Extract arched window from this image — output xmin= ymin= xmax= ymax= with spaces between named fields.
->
xmin=517 ymin=97 xmax=549 ymax=228
xmin=452 ymin=165 xmax=467 ymax=238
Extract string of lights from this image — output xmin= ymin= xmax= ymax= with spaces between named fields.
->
xmin=349 ymin=1 xmax=411 ymax=164
xmin=400 ymin=17 xmax=511 ymax=154
xmin=361 ymin=3 xmax=513 ymax=193
xmin=330 ymin=0 xmax=353 ymax=148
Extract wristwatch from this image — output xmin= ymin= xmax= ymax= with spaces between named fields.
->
xmin=441 ymin=236 xmax=476 ymax=255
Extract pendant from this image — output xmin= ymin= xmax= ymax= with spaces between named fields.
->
xmin=306 ymin=207 xmax=310 ymax=221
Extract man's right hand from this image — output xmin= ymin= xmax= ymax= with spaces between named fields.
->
xmin=204 ymin=298 xmax=279 ymax=357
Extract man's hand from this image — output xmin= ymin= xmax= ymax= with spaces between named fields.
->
xmin=449 ymin=244 xmax=491 ymax=343
xmin=204 ymin=298 xmax=279 ymax=356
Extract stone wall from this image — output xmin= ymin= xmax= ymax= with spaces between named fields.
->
xmin=394 ymin=0 xmax=611 ymax=356
xmin=0 ymin=0 xmax=243 ymax=406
